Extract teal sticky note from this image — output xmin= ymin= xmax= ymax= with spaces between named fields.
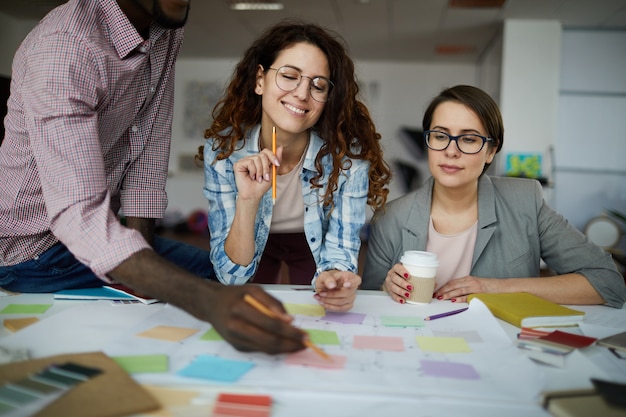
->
xmin=177 ymin=355 xmax=254 ymax=383
xmin=0 ymin=304 xmax=52 ymax=314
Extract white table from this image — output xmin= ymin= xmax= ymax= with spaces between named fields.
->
xmin=1 ymin=286 xmax=624 ymax=417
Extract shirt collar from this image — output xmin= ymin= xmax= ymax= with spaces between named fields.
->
xmin=99 ymin=0 xmax=167 ymax=59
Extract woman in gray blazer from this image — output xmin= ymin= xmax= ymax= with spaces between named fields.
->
xmin=362 ymin=85 xmax=625 ymax=308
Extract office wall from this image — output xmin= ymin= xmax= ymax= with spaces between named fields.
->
xmin=499 ymin=20 xmax=561 ymax=192
xmin=554 ymin=30 xmax=626 ymax=251
xmin=0 ymin=13 xmax=36 ymax=77
xmin=165 ymin=58 xmax=477 ymax=217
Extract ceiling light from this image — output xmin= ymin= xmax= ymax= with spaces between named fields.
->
xmin=448 ymin=0 xmax=505 ymax=8
xmin=230 ymin=2 xmax=284 ymax=10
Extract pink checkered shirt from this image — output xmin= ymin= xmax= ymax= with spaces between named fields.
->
xmin=0 ymin=0 xmax=183 ymax=280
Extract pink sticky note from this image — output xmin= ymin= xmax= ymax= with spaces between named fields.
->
xmin=353 ymin=335 xmax=405 ymax=352
xmin=284 ymin=350 xmax=347 ymax=369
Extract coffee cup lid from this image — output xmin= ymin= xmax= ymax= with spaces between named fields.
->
xmin=400 ymin=250 xmax=439 ymax=267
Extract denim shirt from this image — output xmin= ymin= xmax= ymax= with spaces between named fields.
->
xmin=203 ymin=125 xmax=370 ymax=285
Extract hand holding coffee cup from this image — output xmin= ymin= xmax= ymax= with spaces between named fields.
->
xmin=400 ymin=251 xmax=439 ymax=304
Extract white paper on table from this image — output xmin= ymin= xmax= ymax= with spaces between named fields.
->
xmin=0 ymin=300 xmax=163 ymax=357
xmin=103 ymin=292 xmax=547 ymax=406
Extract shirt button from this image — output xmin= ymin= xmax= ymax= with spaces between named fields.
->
xmin=305 ymin=207 xmax=308 ymax=212
xmin=139 ymin=46 xmax=147 ymax=53
xmin=310 ymin=238 xmax=316 ymax=243
xmin=150 ymin=86 xmax=156 ymax=93
xmin=131 ymin=125 xmax=138 ymax=133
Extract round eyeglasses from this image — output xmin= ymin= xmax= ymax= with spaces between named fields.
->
xmin=268 ymin=66 xmax=334 ymax=103
xmin=424 ymin=130 xmax=494 ymax=155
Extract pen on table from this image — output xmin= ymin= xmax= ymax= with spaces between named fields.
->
xmin=424 ymin=307 xmax=468 ymax=321
xmin=271 ymin=126 xmax=277 ymax=205
xmin=243 ymin=294 xmax=331 ymax=361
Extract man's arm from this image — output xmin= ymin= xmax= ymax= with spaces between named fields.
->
xmin=125 ymin=217 xmax=156 ymax=246
xmin=108 ymin=249 xmax=307 ymax=354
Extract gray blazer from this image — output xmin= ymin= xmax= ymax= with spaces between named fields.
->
xmin=362 ymin=175 xmax=626 ymax=308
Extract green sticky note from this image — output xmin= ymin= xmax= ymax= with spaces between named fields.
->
xmin=304 ymin=328 xmax=340 ymax=345
xmin=112 ymin=354 xmax=169 ymax=374
xmin=381 ymin=316 xmax=425 ymax=327
xmin=416 ymin=336 xmax=472 ymax=353
xmin=0 ymin=304 xmax=52 ymax=314
xmin=199 ymin=327 xmax=224 ymax=341
xmin=283 ymin=303 xmax=325 ymax=317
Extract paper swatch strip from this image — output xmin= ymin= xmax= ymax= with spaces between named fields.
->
xmin=0 ymin=362 xmax=102 ymax=417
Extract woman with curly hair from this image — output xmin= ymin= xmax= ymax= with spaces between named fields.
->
xmin=197 ymin=21 xmax=391 ymax=311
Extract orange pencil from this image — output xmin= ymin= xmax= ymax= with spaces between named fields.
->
xmin=243 ymin=294 xmax=331 ymax=361
xmin=271 ymin=126 xmax=277 ymax=205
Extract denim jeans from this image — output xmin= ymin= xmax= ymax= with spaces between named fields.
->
xmin=0 ymin=236 xmax=215 ymax=293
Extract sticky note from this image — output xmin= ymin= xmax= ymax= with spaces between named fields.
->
xmin=421 ymin=360 xmax=480 ymax=380
xmin=3 ymin=317 xmax=39 ymax=332
xmin=283 ymin=303 xmax=325 ymax=317
xmin=177 ymin=355 xmax=254 ymax=383
xmin=433 ymin=330 xmax=483 ymax=343
xmin=381 ymin=316 xmax=425 ymax=327
xmin=285 ymin=350 xmax=347 ymax=369
xmin=322 ymin=311 xmax=366 ymax=324
xmin=353 ymin=335 xmax=405 ymax=352
xmin=0 ymin=304 xmax=52 ymax=314
xmin=304 ymin=329 xmax=341 ymax=345
xmin=112 ymin=354 xmax=169 ymax=374
xmin=199 ymin=327 xmax=224 ymax=341
xmin=144 ymin=385 xmax=198 ymax=407
xmin=416 ymin=336 xmax=472 ymax=353
xmin=136 ymin=325 xmax=199 ymax=342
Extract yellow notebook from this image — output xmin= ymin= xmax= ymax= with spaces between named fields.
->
xmin=467 ymin=292 xmax=585 ymax=328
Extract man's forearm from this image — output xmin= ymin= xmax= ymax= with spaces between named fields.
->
xmin=125 ymin=217 xmax=156 ymax=246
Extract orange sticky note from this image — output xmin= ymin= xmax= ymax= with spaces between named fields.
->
xmin=3 ymin=317 xmax=39 ymax=332
xmin=137 ymin=325 xmax=199 ymax=342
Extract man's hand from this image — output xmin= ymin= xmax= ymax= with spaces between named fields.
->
xmin=204 ymin=284 xmax=307 ymax=353
xmin=110 ymin=249 xmax=306 ymax=355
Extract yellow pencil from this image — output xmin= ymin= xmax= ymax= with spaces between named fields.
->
xmin=243 ymin=294 xmax=331 ymax=361
xmin=271 ymin=126 xmax=277 ymax=205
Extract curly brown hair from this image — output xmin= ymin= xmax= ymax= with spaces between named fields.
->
xmin=196 ymin=20 xmax=391 ymax=214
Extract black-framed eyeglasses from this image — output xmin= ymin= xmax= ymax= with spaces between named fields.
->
xmin=267 ymin=66 xmax=334 ymax=103
xmin=424 ymin=130 xmax=494 ymax=155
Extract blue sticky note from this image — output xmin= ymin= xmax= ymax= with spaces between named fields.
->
xmin=177 ymin=355 xmax=255 ymax=383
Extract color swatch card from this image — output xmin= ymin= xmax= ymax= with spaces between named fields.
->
xmin=0 ymin=362 xmax=101 ymax=417
xmin=211 ymin=393 xmax=272 ymax=417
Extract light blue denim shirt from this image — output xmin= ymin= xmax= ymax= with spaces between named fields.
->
xmin=203 ymin=125 xmax=370 ymax=285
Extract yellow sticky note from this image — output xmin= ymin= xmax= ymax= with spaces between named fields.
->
xmin=3 ymin=317 xmax=39 ymax=332
xmin=283 ymin=303 xmax=325 ymax=317
xmin=416 ymin=336 xmax=472 ymax=353
xmin=137 ymin=325 xmax=199 ymax=342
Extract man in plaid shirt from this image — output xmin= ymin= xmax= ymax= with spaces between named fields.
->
xmin=0 ymin=0 xmax=307 ymax=354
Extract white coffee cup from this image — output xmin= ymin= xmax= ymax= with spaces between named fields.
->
xmin=399 ymin=251 xmax=438 ymax=304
